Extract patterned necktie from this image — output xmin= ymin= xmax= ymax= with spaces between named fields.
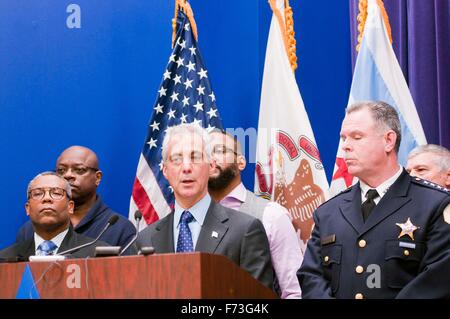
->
xmin=176 ymin=211 xmax=195 ymax=253
xmin=37 ymin=240 xmax=58 ymax=256
xmin=361 ymin=189 xmax=379 ymax=222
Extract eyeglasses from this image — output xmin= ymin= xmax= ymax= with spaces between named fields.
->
xmin=55 ymin=166 xmax=98 ymax=176
xmin=168 ymin=152 xmax=205 ymax=166
xmin=212 ymin=145 xmax=238 ymax=156
xmin=28 ymin=187 xmax=69 ymax=201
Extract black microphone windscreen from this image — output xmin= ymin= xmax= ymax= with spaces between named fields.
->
xmin=109 ymin=215 xmax=119 ymax=225
xmin=134 ymin=210 xmax=142 ymax=221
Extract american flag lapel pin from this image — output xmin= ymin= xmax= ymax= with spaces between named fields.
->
xmin=211 ymin=231 xmax=218 ymax=238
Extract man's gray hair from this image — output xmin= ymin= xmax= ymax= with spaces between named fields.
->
xmin=408 ymin=144 xmax=450 ymax=171
xmin=161 ymin=123 xmax=212 ymax=162
xmin=27 ymin=171 xmax=72 ymax=199
xmin=346 ymin=101 xmax=402 ymax=153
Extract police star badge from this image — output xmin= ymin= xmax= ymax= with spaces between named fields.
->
xmin=396 ymin=218 xmax=420 ymax=240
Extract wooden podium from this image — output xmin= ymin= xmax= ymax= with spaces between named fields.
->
xmin=0 ymin=253 xmax=276 ymax=299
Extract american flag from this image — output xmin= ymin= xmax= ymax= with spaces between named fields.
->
xmin=129 ymin=9 xmax=223 ymax=227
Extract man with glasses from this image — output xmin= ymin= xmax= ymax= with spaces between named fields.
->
xmin=135 ymin=123 xmax=274 ymax=289
xmin=0 ymin=172 xmax=107 ymax=260
xmin=16 ymin=146 xmax=135 ymax=249
xmin=208 ymin=130 xmax=303 ymax=299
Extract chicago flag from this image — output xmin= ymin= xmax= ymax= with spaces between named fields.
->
xmin=330 ymin=0 xmax=427 ymax=196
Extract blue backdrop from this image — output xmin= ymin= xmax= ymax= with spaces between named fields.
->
xmin=0 ymin=0 xmax=352 ymax=248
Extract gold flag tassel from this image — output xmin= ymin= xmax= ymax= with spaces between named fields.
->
xmin=356 ymin=0 xmax=393 ymax=52
xmin=172 ymin=0 xmax=199 ymax=48
xmin=268 ymin=0 xmax=298 ymax=72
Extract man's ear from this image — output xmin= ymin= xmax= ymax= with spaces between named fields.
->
xmin=445 ymin=168 xmax=450 ymax=190
xmin=209 ymin=158 xmax=217 ymax=175
xmin=95 ymin=170 xmax=103 ymax=186
xmin=384 ymin=130 xmax=397 ymax=153
xmin=25 ymin=202 xmax=30 ymax=217
xmin=162 ymin=164 xmax=168 ymax=179
xmin=68 ymin=200 xmax=75 ymax=215
xmin=237 ymin=155 xmax=246 ymax=172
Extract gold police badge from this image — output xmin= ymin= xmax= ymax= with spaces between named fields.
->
xmin=396 ymin=218 xmax=420 ymax=240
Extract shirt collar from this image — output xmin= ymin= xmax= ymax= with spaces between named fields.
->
xmin=34 ymin=227 xmax=69 ymax=254
xmin=222 ymin=182 xmax=247 ymax=203
xmin=360 ymin=165 xmax=403 ymax=200
xmin=174 ymin=193 xmax=211 ymax=226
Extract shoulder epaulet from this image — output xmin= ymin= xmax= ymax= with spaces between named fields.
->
xmin=411 ymin=176 xmax=450 ymax=194
xmin=318 ymin=185 xmax=355 ymax=208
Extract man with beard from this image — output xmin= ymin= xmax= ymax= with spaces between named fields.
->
xmin=0 ymin=172 xmax=107 ymax=260
xmin=208 ymin=130 xmax=302 ymax=299
xmin=16 ymin=146 xmax=135 ymax=249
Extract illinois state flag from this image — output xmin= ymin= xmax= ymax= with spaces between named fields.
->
xmin=329 ymin=0 xmax=427 ymax=196
xmin=129 ymin=3 xmax=223 ymax=228
xmin=254 ymin=0 xmax=329 ymax=252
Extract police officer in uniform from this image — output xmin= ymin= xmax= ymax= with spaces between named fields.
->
xmin=298 ymin=101 xmax=450 ymax=299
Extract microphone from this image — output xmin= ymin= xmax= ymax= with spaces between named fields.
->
xmin=119 ymin=210 xmax=142 ymax=256
xmin=57 ymin=215 xmax=119 ymax=256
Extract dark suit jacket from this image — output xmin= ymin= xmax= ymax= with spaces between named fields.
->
xmin=0 ymin=227 xmax=109 ymax=261
xmin=136 ymin=200 xmax=274 ymax=289
xmin=298 ymin=170 xmax=450 ymax=299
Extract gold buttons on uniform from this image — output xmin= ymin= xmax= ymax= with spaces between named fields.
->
xmin=358 ymin=239 xmax=367 ymax=248
xmin=355 ymin=266 xmax=364 ymax=274
xmin=403 ymin=250 xmax=410 ymax=256
xmin=355 ymin=293 xmax=364 ymax=299
xmin=324 ymin=256 xmax=329 ymax=262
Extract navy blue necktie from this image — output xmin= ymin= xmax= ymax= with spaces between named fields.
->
xmin=37 ymin=240 xmax=57 ymax=256
xmin=176 ymin=211 xmax=195 ymax=253
xmin=362 ymin=189 xmax=379 ymax=222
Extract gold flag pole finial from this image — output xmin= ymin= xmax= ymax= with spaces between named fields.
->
xmin=268 ymin=0 xmax=298 ymax=72
xmin=172 ymin=0 xmax=198 ymax=48
xmin=356 ymin=0 xmax=392 ymax=52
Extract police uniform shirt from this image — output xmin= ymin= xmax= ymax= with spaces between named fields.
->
xmin=359 ymin=166 xmax=402 ymax=204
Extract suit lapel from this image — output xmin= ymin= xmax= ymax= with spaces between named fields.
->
xmin=58 ymin=228 xmax=75 ymax=253
xmin=195 ymin=201 xmax=229 ymax=253
xmin=16 ymin=239 xmax=36 ymax=259
xmin=360 ymin=170 xmax=411 ymax=235
xmin=339 ymin=185 xmax=365 ymax=234
xmin=153 ymin=213 xmax=175 ymax=253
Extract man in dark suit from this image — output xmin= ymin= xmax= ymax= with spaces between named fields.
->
xmin=136 ymin=123 xmax=274 ymax=289
xmin=16 ymin=146 xmax=135 ymax=248
xmin=298 ymin=101 xmax=450 ymax=299
xmin=0 ymin=171 xmax=107 ymax=261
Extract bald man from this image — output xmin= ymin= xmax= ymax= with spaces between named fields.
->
xmin=16 ymin=146 xmax=135 ymax=249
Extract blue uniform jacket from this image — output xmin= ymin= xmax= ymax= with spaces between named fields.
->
xmin=298 ymin=170 xmax=450 ymax=299
xmin=16 ymin=196 xmax=136 ymax=248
